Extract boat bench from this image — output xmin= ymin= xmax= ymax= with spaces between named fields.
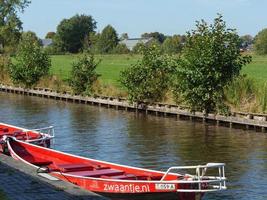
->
xmin=55 ymin=163 xmax=110 ymax=172
xmin=67 ymin=169 xmax=124 ymax=177
xmin=56 ymin=163 xmax=95 ymax=172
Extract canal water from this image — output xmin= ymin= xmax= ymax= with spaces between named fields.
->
xmin=0 ymin=92 xmax=267 ymax=200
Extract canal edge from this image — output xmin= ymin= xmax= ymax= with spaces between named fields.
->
xmin=0 ymin=84 xmax=266 ymax=133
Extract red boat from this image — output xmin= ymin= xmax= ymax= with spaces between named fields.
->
xmin=0 ymin=123 xmax=54 ymax=153
xmin=6 ymin=138 xmax=226 ymax=200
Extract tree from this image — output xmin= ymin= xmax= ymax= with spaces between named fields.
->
xmin=53 ymin=14 xmax=96 ymax=53
xmin=172 ymin=15 xmax=251 ymax=114
xmin=9 ymin=31 xmax=51 ymax=88
xmin=0 ymin=0 xmax=30 ymax=54
xmin=141 ymin=32 xmax=166 ymax=43
xmin=70 ymin=54 xmax=100 ymax=95
xmin=162 ymin=35 xmax=182 ymax=54
xmin=254 ymin=29 xmax=267 ymax=55
xmin=83 ymin=32 xmax=100 ymax=53
xmin=120 ymin=45 xmax=176 ymax=103
xmin=45 ymin=32 xmax=56 ymax=39
xmin=97 ymin=25 xmax=118 ymax=53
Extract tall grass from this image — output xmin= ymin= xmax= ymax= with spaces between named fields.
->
xmin=225 ymin=76 xmax=267 ymax=113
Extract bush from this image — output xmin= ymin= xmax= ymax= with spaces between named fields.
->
xmin=172 ymin=15 xmax=251 ymax=114
xmin=9 ymin=32 xmax=51 ymax=88
xmin=120 ymin=45 xmax=176 ymax=103
xmin=69 ymin=54 xmax=100 ymax=95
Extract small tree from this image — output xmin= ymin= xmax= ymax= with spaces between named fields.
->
xmin=254 ymin=28 xmax=267 ymax=55
xmin=70 ymin=54 xmax=100 ymax=95
xmin=120 ymin=45 xmax=176 ymax=103
xmin=173 ymin=15 xmax=251 ymax=114
xmin=98 ymin=25 xmax=118 ymax=53
xmin=9 ymin=31 xmax=51 ymax=88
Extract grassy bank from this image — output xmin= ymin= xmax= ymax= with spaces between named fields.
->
xmin=51 ymin=53 xmax=267 ymax=87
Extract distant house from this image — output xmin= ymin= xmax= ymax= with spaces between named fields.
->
xmin=119 ymin=38 xmax=153 ymax=51
xmin=41 ymin=39 xmax=53 ymax=47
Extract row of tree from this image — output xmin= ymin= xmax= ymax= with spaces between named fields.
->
xmin=44 ymin=14 xmax=186 ymax=55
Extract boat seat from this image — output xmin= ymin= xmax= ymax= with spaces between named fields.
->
xmin=56 ymin=163 xmax=94 ymax=172
xmin=67 ymin=169 xmax=124 ymax=177
xmin=101 ymin=174 xmax=137 ymax=180
xmin=0 ymin=128 xmax=9 ymax=133
xmin=23 ymin=155 xmax=53 ymax=166
xmin=150 ymin=176 xmax=163 ymax=180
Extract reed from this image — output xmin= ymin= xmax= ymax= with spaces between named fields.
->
xmin=225 ymin=76 xmax=267 ymax=113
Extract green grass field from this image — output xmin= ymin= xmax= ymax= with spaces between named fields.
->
xmin=50 ymin=54 xmax=267 ymax=87
xmin=50 ymin=54 xmax=140 ymax=87
xmin=242 ymin=54 xmax=267 ymax=86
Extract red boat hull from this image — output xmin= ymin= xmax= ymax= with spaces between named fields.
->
xmin=0 ymin=123 xmax=53 ymax=153
xmin=7 ymin=139 xmax=220 ymax=200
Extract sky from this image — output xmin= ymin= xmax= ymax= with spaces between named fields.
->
xmin=19 ymin=0 xmax=267 ymax=38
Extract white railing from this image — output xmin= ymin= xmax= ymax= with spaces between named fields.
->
xmin=161 ymin=163 xmax=226 ymax=192
xmin=31 ymin=126 xmax=55 ymax=138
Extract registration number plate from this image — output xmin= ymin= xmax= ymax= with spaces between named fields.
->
xmin=155 ymin=184 xmax=176 ymax=190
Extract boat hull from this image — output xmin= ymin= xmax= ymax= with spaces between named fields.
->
xmin=0 ymin=123 xmax=53 ymax=153
xmin=7 ymin=138 xmax=225 ymax=200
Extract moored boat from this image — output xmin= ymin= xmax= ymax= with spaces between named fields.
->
xmin=0 ymin=123 xmax=54 ymax=153
xmin=6 ymin=137 xmax=226 ymax=200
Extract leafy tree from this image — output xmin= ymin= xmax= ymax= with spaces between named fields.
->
xmin=45 ymin=32 xmax=56 ymax=39
xmin=70 ymin=54 xmax=100 ymax=95
xmin=0 ymin=0 xmax=30 ymax=54
xmin=141 ymin=32 xmax=166 ymax=43
xmin=9 ymin=31 xmax=51 ymax=88
xmin=254 ymin=29 xmax=267 ymax=55
xmin=162 ymin=35 xmax=182 ymax=54
xmin=97 ymin=25 xmax=118 ymax=53
xmin=120 ymin=45 xmax=176 ymax=103
xmin=53 ymin=14 xmax=96 ymax=53
xmin=173 ymin=15 xmax=251 ymax=114
xmin=83 ymin=32 xmax=100 ymax=53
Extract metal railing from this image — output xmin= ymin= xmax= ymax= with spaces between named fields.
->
xmin=32 ymin=126 xmax=55 ymax=138
xmin=160 ymin=163 xmax=226 ymax=192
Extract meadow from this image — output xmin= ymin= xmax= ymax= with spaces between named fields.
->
xmin=51 ymin=54 xmax=267 ymax=87
xmin=50 ymin=54 xmax=140 ymax=87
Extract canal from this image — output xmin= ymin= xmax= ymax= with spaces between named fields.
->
xmin=0 ymin=92 xmax=267 ymax=200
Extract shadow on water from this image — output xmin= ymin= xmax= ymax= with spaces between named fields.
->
xmin=0 ymin=92 xmax=267 ymax=200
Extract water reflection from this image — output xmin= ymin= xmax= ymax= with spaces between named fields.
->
xmin=0 ymin=92 xmax=267 ymax=200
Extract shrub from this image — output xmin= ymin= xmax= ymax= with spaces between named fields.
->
xmin=172 ymin=15 xmax=251 ymax=114
xmin=9 ymin=32 xmax=51 ymax=88
xmin=69 ymin=54 xmax=100 ymax=95
xmin=120 ymin=45 xmax=176 ymax=103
